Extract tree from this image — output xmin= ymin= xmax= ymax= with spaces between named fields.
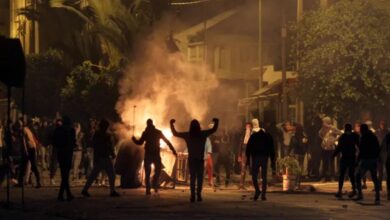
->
xmin=290 ymin=0 xmax=390 ymax=121
xmin=20 ymin=49 xmax=68 ymax=117
xmin=61 ymin=61 xmax=120 ymax=121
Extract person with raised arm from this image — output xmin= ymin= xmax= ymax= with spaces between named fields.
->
xmin=170 ymin=118 xmax=219 ymax=203
xmin=132 ymin=119 xmax=177 ymax=196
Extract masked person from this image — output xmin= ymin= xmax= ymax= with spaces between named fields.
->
xmin=132 ymin=119 xmax=177 ymax=195
xmin=376 ymin=120 xmax=389 ymax=191
xmin=238 ymin=123 xmax=251 ymax=190
xmin=246 ymin=123 xmax=276 ymax=201
xmin=354 ymin=124 xmax=381 ymax=204
xmin=333 ymin=124 xmax=359 ymax=199
xmin=319 ymin=117 xmax=342 ymax=182
xmin=170 ymin=118 xmax=219 ymax=203
xmin=82 ymin=119 xmax=119 ymax=197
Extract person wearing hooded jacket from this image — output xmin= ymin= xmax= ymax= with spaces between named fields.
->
xmin=170 ymin=118 xmax=219 ymax=203
xmin=246 ymin=121 xmax=276 ymax=201
xmin=132 ymin=119 xmax=177 ymax=195
xmin=354 ymin=124 xmax=381 ymax=204
xmin=82 ymin=119 xmax=119 ymax=197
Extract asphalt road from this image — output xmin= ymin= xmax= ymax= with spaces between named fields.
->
xmin=0 ymin=182 xmax=389 ymax=220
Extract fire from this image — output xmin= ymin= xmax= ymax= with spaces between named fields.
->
xmin=160 ymin=128 xmax=173 ymax=149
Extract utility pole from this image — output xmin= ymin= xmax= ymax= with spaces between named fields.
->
xmin=281 ymin=1 xmax=287 ymax=122
xmin=258 ymin=0 xmax=263 ymax=121
xmin=297 ymin=0 xmax=303 ymax=22
xmin=320 ymin=0 xmax=328 ymax=9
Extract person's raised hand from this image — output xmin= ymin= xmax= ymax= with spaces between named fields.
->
xmin=212 ymin=118 xmax=219 ymax=123
xmin=170 ymin=119 xmax=176 ymax=124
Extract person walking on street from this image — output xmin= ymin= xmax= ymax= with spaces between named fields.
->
xmin=72 ymin=123 xmax=84 ymax=180
xmin=238 ymin=123 xmax=251 ymax=190
xmin=246 ymin=124 xmax=276 ymax=201
xmin=376 ymin=120 xmax=389 ymax=191
xmin=333 ymin=124 xmax=359 ymax=199
xmin=17 ymin=119 xmax=41 ymax=188
xmin=319 ymin=117 xmax=342 ymax=182
xmin=82 ymin=119 xmax=119 ymax=197
xmin=354 ymin=124 xmax=381 ymax=204
xmin=383 ymin=132 xmax=390 ymax=200
xmin=170 ymin=118 xmax=219 ymax=203
xmin=132 ymin=119 xmax=177 ymax=196
xmin=53 ymin=116 xmax=76 ymax=201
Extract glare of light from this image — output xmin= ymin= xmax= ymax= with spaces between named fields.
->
xmin=160 ymin=128 xmax=173 ymax=149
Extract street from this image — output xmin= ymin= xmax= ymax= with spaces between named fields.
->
xmin=1 ymin=181 xmax=389 ymax=219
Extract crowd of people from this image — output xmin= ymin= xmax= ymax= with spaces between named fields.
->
xmin=0 ymin=114 xmax=389 ymax=204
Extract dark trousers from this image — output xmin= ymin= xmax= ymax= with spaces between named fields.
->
xmin=144 ymin=155 xmax=162 ymax=193
xmin=356 ymin=159 xmax=380 ymax=197
xmin=378 ymin=158 xmax=384 ymax=190
xmin=215 ymin=153 xmax=231 ymax=184
xmin=19 ymin=148 xmax=40 ymax=185
xmin=83 ymin=157 xmax=116 ymax=192
xmin=386 ymin=159 xmax=390 ymax=196
xmin=189 ymin=158 xmax=204 ymax=196
xmin=321 ymin=150 xmax=335 ymax=179
xmin=251 ymin=156 xmax=268 ymax=194
xmin=338 ymin=158 xmax=356 ymax=193
xmin=50 ymin=147 xmax=58 ymax=179
xmin=58 ymin=153 xmax=72 ymax=199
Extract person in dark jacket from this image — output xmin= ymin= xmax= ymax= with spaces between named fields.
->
xmin=52 ymin=116 xmax=76 ymax=201
xmin=170 ymin=118 xmax=219 ymax=203
xmin=132 ymin=119 xmax=177 ymax=195
xmin=246 ymin=128 xmax=276 ymax=201
xmin=333 ymin=124 xmax=359 ymax=198
xmin=82 ymin=119 xmax=119 ymax=197
xmin=354 ymin=124 xmax=381 ymax=204
xmin=383 ymin=132 xmax=390 ymax=200
xmin=288 ymin=123 xmax=308 ymax=188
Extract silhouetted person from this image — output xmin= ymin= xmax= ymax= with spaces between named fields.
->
xmin=82 ymin=119 xmax=119 ymax=197
xmin=383 ymin=132 xmax=390 ymax=200
xmin=132 ymin=119 xmax=177 ymax=195
xmin=52 ymin=116 xmax=75 ymax=201
xmin=333 ymin=124 xmax=359 ymax=198
xmin=214 ymin=128 xmax=232 ymax=187
xmin=376 ymin=120 xmax=389 ymax=191
xmin=246 ymin=126 xmax=276 ymax=201
xmin=170 ymin=118 xmax=219 ymax=202
xmin=238 ymin=123 xmax=251 ymax=190
xmin=17 ymin=119 xmax=41 ymax=188
xmin=354 ymin=124 xmax=381 ymax=204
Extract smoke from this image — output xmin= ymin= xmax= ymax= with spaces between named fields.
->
xmin=115 ymin=26 xmax=219 ymax=137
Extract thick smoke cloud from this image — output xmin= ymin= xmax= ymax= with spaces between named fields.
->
xmin=116 ymin=28 xmax=219 ymax=136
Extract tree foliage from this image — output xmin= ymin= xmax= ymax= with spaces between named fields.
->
xmin=290 ymin=0 xmax=390 ymax=121
xmin=61 ymin=61 xmax=120 ymax=121
xmin=21 ymin=49 xmax=68 ymax=117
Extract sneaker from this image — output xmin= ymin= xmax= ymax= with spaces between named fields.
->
xmin=375 ymin=197 xmax=380 ymax=205
xmin=197 ymin=194 xmax=203 ymax=202
xmin=67 ymin=194 xmax=74 ymax=201
xmin=261 ymin=193 xmax=267 ymax=201
xmin=81 ymin=190 xmax=90 ymax=197
xmin=354 ymin=194 xmax=363 ymax=201
xmin=348 ymin=191 xmax=356 ymax=199
xmin=110 ymin=191 xmax=120 ymax=197
xmin=190 ymin=194 xmax=195 ymax=203
xmin=35 ymin=183 xmax=42 ymax=189
xmin=335 ymin=192 xmax=342 ymax=199
xmin=254 ymin=190 xmax=261 ymax=201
